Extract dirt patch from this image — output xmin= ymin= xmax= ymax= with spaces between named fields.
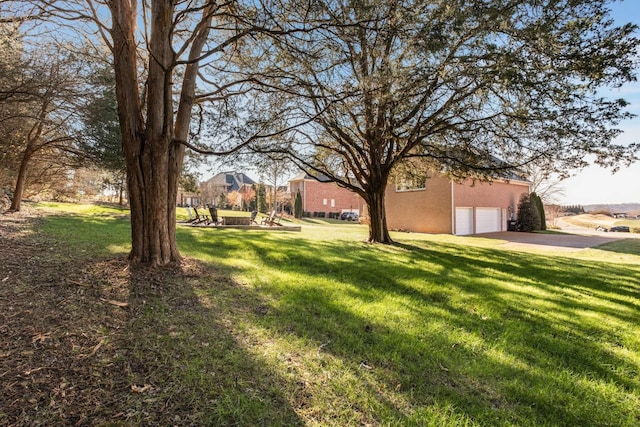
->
xmin=0 ymin=209 xmax=214 ymax=425
xmin=0 ymin=210 xmax=134 ymax=425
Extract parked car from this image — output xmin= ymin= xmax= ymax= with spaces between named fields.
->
xmin=595 ymin=225 xmax=608 ymax=232
xmin=609 ymin=226 xmax=630 ymax=232
xmin=340 ymin=212 xmax=359 ymax=221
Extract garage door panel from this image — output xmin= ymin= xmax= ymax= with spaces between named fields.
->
xmin=476 ymin=208 xmax=501 ymax=234
xmin=455 ymin=208 xmax=473 ymax=235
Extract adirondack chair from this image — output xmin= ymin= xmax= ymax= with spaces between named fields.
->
xmin=261 ymin=210 xmax=284 ymax=226
xmin=192 ymin=207 xmax=210 ymax=225
xmin=179 ymin=205 xmax=198 ymax=223
xmin=260 ymin=210 xmax=276 ymax=225
xmin=208 ymin=206 xmax=220 ymax=225
xmin=271 ymin=211 xmax=284 ymax=226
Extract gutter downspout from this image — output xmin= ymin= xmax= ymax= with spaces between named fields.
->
xmin=451 ymin=180 xmax=455 ymax=235
xmin=303 ymin=180 xmax=307 ymax=213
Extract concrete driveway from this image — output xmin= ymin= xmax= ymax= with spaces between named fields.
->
xmin=472 ymin=230 xmax=634 ymax=252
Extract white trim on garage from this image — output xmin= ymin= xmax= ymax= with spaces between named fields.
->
xmin=502 ymin=208 xmax=507 ymax=231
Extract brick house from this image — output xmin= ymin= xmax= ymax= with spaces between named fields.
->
xmin=176 ymin=187 xmax=201 ymax=207
xmin=289 ymin=173 xmax=366 ymax=218
xmin=200 ymin=171 xmax=256 ymax=207
xmin=385 ymin=173 xmax=530 ymax=235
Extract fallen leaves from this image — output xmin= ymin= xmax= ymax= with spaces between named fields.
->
xmin=31 ymin=332 xmax=51 ymax=345
xmin=82 ymin=338 xmax=107 ymax=358
xmin=131 ymin=384 xmax=153 ymax=394
xmin=0 ymin=211 xmax=134 ymax=424
xmin=100 ymin=298 xmax=129 ymax=308
xmin=24 ymin=366 xmax=47 ymax=376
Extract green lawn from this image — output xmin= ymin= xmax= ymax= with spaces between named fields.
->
xmin=33 ymin=203 xmax=640 ymax=426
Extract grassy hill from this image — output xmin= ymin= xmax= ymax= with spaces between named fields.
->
xmin=561 ymin=213 xmax=640 ymax=231
xmin=1 ymin=202 xmax=639 ymax=426
xmin=585 ymin=203 xmax=640 ymax=215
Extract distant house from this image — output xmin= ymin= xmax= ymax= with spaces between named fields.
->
xmin=289 ymin=173 xmax=366 ymax=218
xmin=203 ymin=171 xmax=256 ymax=194
xmin=200 ymin=171 xmax=257 ymax=207
xmin=176 ymin=186 xmax=201 ymax=207
xmin=385 ymin=173 xmax=530 ymax=235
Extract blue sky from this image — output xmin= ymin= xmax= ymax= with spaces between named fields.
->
xmin=559 ymin=0 xmax=640 ymax=205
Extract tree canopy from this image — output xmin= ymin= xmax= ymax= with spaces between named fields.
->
xmin=1 ymin=25 xmax=87 ymax=211
xmin=237 ymin=0 xmax=639 ymax=242
xmin=2 ymin=0 xmax=638 ymax=260
xmin=3 ymin=0 xmax=272 ymax=265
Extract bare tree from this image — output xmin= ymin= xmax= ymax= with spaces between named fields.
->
xmin=525 ymin=165 xmax=565 ymax=204
xmin=0 ymin=34 xmax=85 ymax=211
xmin=4 ymin=1 xmax=270 ymax=266
xmin=256 ymin=154 xmax=295 ymax=213
xmin=1 ymin=23 xmax=32 ymax=188
xmin=239 ymin=0 xmax=639 ymax=243
xmin=544 ymin=204 xmax=566 ymax=229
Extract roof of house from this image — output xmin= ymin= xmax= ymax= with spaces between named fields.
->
xmin=289 ymin=172 xmax=333 ymax=183
xmin=205 ymin=171 xmax=256 ymax=191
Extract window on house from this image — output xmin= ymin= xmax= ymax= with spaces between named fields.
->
xmin=395 ymin=175 xmax=427 ymax=192
xmin=331 ymin=199 xmax=335 ymax=207
xmin=323 ymin=198 xmax=327 ymax=205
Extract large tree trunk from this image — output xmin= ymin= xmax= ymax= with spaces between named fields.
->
xmin=366 ymin=189 xmax=392 ymax=244
xmin=364 ymin=172 xmax=393 ymax=243
xmin=109 ymin=0 xmax=179 ymax=266
xmin=125 ymin=136 xmax=181 ymax=266
xmin=109 ymin=0 xmax=213 ymax=267
xmin=9 ymin=148 xmax=33 ymax=212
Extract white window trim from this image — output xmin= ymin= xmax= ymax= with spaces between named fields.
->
xmin=395 ymin=177 xmax=427 ymax=192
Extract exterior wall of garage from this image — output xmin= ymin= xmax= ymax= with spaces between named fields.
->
xmin=453 ymin=179 xmax=530 ymax=233
xmin=385 ymin=175 xmax=530 ymax=234
xmin=385 ymin=175 xmax=453 ymax=233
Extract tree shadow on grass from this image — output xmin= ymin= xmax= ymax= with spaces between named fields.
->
xmin=0 ymin=215 xmax=303 ymax=426
xmin=118 ymin=261 xmax=304 ymax=426
xmin=181 ymin=229 xmax=640 ymax=425
xmin=11 ymin=212 xmax=636 ymax=426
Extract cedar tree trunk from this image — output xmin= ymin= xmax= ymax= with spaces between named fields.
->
xmin=110 ymin=0 xmax=179 ymax=266
xmin=9 ymin=147 xmax=34 ymax=212
xmin=363 ymin=168 xmax=393 ymax=244
xmin=109 ymin=0 xmax=213 ymax=267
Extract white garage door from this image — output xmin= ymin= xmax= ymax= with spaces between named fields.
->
xmin=455 ymin=208 xmax=473 ymax=235
xmin=476 ymin=208 xmax=501 ymax=234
